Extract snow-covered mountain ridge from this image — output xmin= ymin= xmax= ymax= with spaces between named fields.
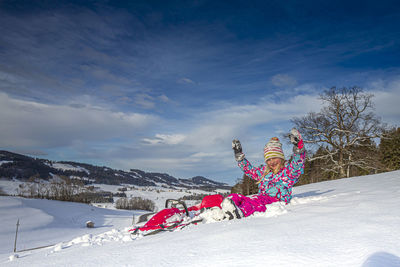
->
xmin=0 ymin=150 xmax=230 ymax=190
xmin=1 ymin=170 xmax=400 ymax=266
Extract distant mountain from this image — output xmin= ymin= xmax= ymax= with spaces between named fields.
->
xmin=0 ymin=150 xmax=230 ymax=190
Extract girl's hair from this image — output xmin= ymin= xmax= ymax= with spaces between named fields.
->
xmin=257 ymin=158 xmax=286 ymax=184
xmin=258 ymin=158 xmax=286 ymax=183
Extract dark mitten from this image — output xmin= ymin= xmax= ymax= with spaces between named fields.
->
xmin=232 ymin=139 xmax=245 ymax=161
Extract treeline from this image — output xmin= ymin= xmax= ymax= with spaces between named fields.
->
xmin=231 ymin=175 xmax=258 ymax=195
xmin=17 ymin=175 xmax=114 ymax=203
xmin=115 ymin=197 xmax=156 ymax=211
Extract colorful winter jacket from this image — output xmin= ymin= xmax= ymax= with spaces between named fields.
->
xmin=237 ymin=151 xmax=306 ymax=203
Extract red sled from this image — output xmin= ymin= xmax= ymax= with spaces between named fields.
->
xmin=129 ymin=194 xmax=224 ymax=236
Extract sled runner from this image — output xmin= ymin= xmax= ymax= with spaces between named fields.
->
xmin=129 ymin=194 xmax=224 ymax=236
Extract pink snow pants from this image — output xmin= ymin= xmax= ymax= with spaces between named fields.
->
xmin=228 ymin=193 xmax=278 ymax=217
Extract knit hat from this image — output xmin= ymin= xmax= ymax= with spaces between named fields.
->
xmin=264 ymin=137 xmax=285 ymax=162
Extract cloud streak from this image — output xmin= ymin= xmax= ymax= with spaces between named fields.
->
xmin=142 ymin=134 xmax=186 ymax=145
xmin=0 ymin=93 xmax=158 ymax=149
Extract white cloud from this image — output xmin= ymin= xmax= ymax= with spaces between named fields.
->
xmin=178 ymin=77 xmax=195 ymax=84
xmin=114 ymin=149 xmax=234 ymax=179
xmin=134 ymin=94 xmax=155 ymax=109
xmin=0 ymin=93 xmax=157 ymax=148
xmin=189 ymin=152 xmax=216 ymax=158
xmin=158 ymin=94 xmax=170 ymax=102
xmin=142 ymin=134 xmax=186 ymax=145
xmin=133 ymin=93 xmax=171 ymax=109
xmin=369 ymin=79 xmax=400 ymax=126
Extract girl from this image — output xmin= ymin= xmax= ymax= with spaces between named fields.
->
xmin=220 ymin=128 xmax=306 ymax=219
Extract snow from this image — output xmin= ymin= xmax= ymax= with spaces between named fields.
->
xmin=0 ymin=160 xmax=13 ymax=166
xmin=0 ymin=179 xmax=23 ymax=195
xmin=46 ymin=163 xmax=90 ymax=175
xmin=1 ymin=170 xmax=400 ymax=266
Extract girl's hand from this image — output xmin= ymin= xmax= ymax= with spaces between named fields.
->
xmin=232 ymin=139 xmax=245 ymax=161
xmin=289 ymin=128 xmax=302 ymax=145
xmin=289 ymin=128 xmax=305 ymax=153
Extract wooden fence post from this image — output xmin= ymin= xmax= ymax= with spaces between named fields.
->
xmin=14 ymin=219 xmax=20 ymax=253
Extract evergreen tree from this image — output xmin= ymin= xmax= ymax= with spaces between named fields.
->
xmin=348 ymin=138 xmax=382 ymax=176
xmin=241 ymin=174 xmax=258 ymax=195
xmin=230 ymin=175 xmax=258 ymax=195
xmin=296 ymin=146 xmax=333 ymax=186
xmin=380 ymin=128 xmax=400 ymax=171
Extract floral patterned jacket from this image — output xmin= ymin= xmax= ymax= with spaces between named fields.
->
xmin=237 ymin=151 xmax=306 ymax=203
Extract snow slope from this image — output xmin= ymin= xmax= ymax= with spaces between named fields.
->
xmin=46 ymin=162 xmax=91 ymax=175
xmin=2 ymin=171 xmax=400 ymax=266
xmin=0 ymin=198 xmax=137 ymax=255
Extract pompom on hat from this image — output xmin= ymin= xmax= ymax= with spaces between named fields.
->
xmin=264 ymin=137 xmax=285 ymax=162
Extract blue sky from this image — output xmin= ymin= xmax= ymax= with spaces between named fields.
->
xmin=1 ymin=0 xmax=400 ymax=184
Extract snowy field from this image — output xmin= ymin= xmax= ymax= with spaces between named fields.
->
xmin=0 ymin=178 xmax=228 ymax=212
xmin=1 ymin=171 xmax=400 ymax=266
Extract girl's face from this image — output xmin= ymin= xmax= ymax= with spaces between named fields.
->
xmin=266 ymin=158 xmax=283 ymax=172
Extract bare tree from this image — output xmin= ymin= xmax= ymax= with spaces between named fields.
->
xmin=292 ymin=87 xmax=385 ymax=178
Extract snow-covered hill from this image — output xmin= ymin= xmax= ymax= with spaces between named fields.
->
xmin=0 ymin=150 xmax=230 ymax=190
xmin=1 ymin=171 xmax=400 ymax=266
